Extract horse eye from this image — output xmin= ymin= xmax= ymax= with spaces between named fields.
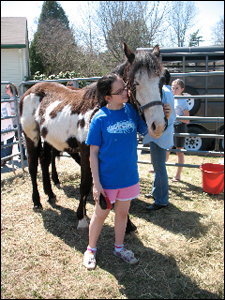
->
xmin=134 ymin=81 xmax=139 ymax=86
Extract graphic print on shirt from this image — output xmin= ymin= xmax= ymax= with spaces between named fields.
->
xmin=107 ymin=119 xmax=136 ymax=134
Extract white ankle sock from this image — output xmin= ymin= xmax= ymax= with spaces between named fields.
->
xmin=114 ymin=244 xmax=124 ymax=252
xmin=87 ymin=246 xmax=97 ymax=253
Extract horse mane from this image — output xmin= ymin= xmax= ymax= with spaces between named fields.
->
xmin=111 ymin=60 xmax=131 ymax=83
xmin=82 ymin=82 xmax=97 ymax=102
xmin=129 ymin=51 xmax=163 ymax=84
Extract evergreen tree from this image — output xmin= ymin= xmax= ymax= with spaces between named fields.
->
xmin=189 ymin=30 xmax=204 ymax=47
xmin=30 ymin=32 xmax=45 ymax=75
xmin=29 ymin=1 xmax=75 ymax=76
xmin=39 ymin=1 xmax=69 ymax=29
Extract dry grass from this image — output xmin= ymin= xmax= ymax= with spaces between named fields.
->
xmin=1 ymin=152 xmax=224 ymax=299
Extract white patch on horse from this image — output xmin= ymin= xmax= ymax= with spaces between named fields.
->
xmin=40 ymin=103 xmax=79 ymax=150
xmin=21 ymin=93 xmax=41 ymax=147
xmin=77 ymin=109 xmax=96 ymax=143
xmin=39 ymin=103 xmax=96 ymax=150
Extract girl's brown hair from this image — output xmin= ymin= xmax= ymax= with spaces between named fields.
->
xmin=172 ymin=79 xmax=185 ymax=94
xmin=97 ymin=73 xmax=121 ymax=107
xmin=5 ymin=83 xmax=19 ymax=97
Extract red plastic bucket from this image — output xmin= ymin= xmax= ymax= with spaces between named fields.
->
xmin=200 ymin=163 xmax=224 ymax=194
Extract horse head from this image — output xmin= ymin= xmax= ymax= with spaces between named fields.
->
xmin=122 ymin=42 xmax=167 ymax=139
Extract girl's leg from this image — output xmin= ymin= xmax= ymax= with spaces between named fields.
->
xmin=174 ymin=147 xmax=184 ymax=180
xmin=114 ymin=199 xmax=139 ymax=264
xmin=88 ymin=203 xmax=110 ymax=249
xmin=165 ymin=150 xmax=170 ymax=162
xmin=84 ymin=203 xmax=110 ymax=270
xmin=114 ymin=200 xmax=131 ymax=246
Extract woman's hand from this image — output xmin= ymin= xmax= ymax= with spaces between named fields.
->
xmin=163 ymin=103 xmax=172 ymax=120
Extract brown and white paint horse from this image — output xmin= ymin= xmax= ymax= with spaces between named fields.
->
xmin=19 ymin=42 xmax=167 ymax=230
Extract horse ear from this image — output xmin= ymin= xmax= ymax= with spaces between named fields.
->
xmin=152 ymin=45 xmax=161 ymax=58
xmin=123 ymin=42 xmax=135 ymax=64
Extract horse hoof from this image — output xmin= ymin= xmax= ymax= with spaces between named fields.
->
xmin=77 ymin=217 xmax=89 ymax=230
xmin=48 ymin=194 xmax=56 ymax=204
xmin=33 ymin=205 xmax=43 ymax=212
xmin=56 ymin=183 xmax=61 ymax=189
xmin=126 ymin=223 xmax=137 ymax=234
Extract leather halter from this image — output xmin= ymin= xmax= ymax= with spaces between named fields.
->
xmin=140 ymin=100 xmax=164 ymax=112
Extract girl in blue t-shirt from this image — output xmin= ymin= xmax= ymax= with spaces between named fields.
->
xmin=83 ymin=74 xmax=148 ymax=269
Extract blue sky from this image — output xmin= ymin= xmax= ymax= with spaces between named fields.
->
xmin=1 ymin=1 xmax=224 ymax=46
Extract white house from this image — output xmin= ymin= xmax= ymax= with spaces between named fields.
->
xmin=1 ymin=17 xmax=30 ymax=97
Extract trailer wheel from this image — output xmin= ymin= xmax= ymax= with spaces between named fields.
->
xmin=184 ymin=125 xmax=209 ymax=151
xmin=183 ymin=85 xmax=201 ymax=116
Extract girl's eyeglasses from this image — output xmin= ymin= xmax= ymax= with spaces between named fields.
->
xmin=111 ymin=87 xmax=128 ymax=96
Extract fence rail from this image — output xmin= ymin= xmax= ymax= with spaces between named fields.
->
xmin=1 ymin=81 xmax=25 ymax=172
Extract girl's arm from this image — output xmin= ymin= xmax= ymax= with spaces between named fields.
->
xmin=89 ymin=145 xmax=105 ymax=203
xmin=182 ymin=109 xmax=190 ymax=124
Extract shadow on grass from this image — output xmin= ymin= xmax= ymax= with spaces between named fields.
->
xmin=129 ymin=200 xmax=209 ymax=239
xmin=40 ymin=203 xmax=221 ymax=299
xmin=136 ymin=177 xmax=220 ymax=239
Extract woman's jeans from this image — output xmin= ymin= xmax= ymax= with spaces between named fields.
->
xmin=150 ymin=142 xmax=169 ymax=206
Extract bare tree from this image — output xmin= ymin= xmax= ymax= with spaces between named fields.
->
xmin=94 ymin=1 xmax=169 ymax=61
xmin=211 ymin=16 xmax=224 ymax=46
xmin=72 ymin=1 xmax=106 ymax=54
xmin=167 ymin=1 xmax=198 ymax=47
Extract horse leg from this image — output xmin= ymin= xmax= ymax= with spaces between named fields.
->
xmin=25 ymin=136 xmax=42 ymax=210
xmin=51 ymin=147 xmax=60 ymax=186
xmin=126 ymin=215 xmax=137 ymax=234
xmin=77 ymin=143 xmax=92 ymax=229
xmin=40 ymin=141 xmax=56 ymax=203
xmin=70 ymin=152 xmax=81 ymax=166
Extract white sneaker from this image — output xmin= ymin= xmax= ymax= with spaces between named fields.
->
xmin=83 ymin=250 xmax=96 ymax=270
xmin=114 ymin=248 xmax=139 ymax=264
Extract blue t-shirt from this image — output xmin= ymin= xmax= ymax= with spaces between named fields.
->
xmin=86 ymin=103 xmax=148 ymax=189
xmin=142 ymin=85 xmax=176 ymax=149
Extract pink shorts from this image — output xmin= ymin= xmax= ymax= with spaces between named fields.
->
xmin=103 ymin=183 xmax=140 ymax=204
